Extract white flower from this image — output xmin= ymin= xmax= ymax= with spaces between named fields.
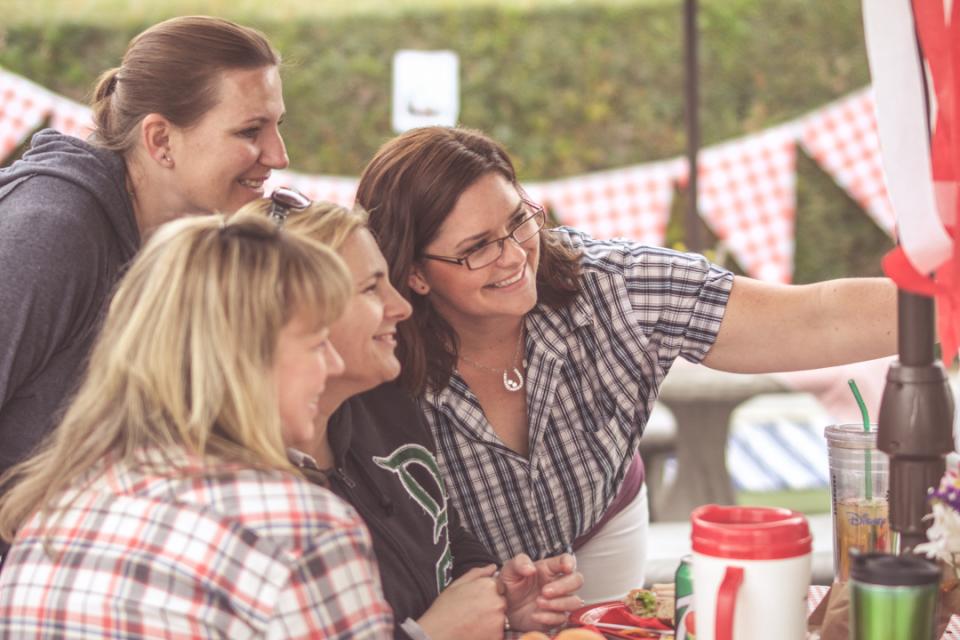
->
xmin=915 ymin=502 xmax=960 ymax=565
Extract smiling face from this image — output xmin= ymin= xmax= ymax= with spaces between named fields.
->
xmin=168 ymin=65 xmax=288 ymax=215
xmin=410 ymin=172 xmax=541 ymax=332
xmin=273 ymin=312 xmax=344 ymax=448
xmin=325 ymin=229 xmax=413 ymax=398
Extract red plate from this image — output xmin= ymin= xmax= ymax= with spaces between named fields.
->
xmin=568 ymin=601 xmax=673 ymax=639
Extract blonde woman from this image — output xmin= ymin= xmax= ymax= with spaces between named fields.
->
xmin=259 ymin=197 xmax=583 ymax=640
xmin=0 ymin=211 xmax=393 ymax=639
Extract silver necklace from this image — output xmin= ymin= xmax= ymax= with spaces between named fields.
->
xmin=458 ymin=330 xmax=528 ymax=392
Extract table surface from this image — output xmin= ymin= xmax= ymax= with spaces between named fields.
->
xmin=507 ymin=585 xmax=960 ymax=639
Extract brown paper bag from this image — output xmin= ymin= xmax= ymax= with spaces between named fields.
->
xmin=808 ymin=581 xmax=960 ymax=639
xmin=805 ymin=582 xmax=848 ymax=640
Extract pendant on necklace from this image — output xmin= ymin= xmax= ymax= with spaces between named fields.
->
xmin=503 ymin=368 xmax=524 ymax=392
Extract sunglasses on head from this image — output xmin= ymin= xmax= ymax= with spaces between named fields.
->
xmin=268 ymin=187 xmax=312 ymax=226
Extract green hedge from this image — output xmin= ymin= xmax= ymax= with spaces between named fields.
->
xmin=0 ymin=0 xmax=892 ymax=281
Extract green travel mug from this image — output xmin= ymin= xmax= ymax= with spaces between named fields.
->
xmin=850 ymin=553 xmax=940 ymax=640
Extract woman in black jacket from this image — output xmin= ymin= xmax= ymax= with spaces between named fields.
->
xmin=249 ymin=196 xmax=583 ymax=640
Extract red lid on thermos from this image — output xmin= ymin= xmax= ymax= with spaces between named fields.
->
xmin=691 ymin=504 xmax=812 ymax=560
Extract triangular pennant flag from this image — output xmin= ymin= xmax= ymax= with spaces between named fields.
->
xmin=800 ymin=88 xmax=897 ymax=236
xmin=537 ymin=159 xmax=684 ymax=246
xmin=265 ymin=170 xmax=358 ymax=207
xmin=49 ymin=94 xmax=94 ymax=141
xmin=0 ymin=69 xmax=53 ymax=161
xmin=696 ymin=125 xmax=799 ymax=283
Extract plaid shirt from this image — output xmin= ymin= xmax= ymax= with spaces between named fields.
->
xmin=0 ymin=448 xmax=394 ymax=639
xmin=420 ymin=228 xmax=734 ymax=561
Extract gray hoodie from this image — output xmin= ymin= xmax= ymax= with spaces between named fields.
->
xmin=0 ymin=129 xmax=139 ymax=478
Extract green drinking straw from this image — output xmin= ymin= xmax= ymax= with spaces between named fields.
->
xmin=848 ymin=379 xmax=873 ymax=501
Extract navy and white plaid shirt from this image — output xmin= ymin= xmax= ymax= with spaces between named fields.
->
xmin=419 ymin=228 xmax=734 ymax=562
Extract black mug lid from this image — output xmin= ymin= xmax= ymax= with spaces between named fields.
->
xmin=850 ymin=552 xmax=940 ymax=586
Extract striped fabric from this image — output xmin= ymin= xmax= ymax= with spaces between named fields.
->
xmin=0 ymin=448 xmax=394 ymax=639
xmin=651 ymin=395 xmax=834 ymax=494
xmin=420 ymin=228 xmax=734 ymax=562
xmin=727 ymin=416 xmax=831 ymax=492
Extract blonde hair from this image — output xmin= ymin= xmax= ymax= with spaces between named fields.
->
xmin=0 ymin=213 xmax=350 ymax=542
xmin=248 ymin=197 xmax=369 ymax=251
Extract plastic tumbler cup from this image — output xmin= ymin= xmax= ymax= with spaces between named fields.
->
xmin=825 ymin=424 xmax=891 ymax=582
xmin=850 ymin=553 xmax=939 ymax=640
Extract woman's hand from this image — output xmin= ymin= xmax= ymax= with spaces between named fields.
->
xmin=500 ymin=553 xmax=585 ymax=631
xmin=417 ymin=564 xmax=506 ymax=640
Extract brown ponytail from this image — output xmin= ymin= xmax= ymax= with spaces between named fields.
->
xmin=89 ymin=16 xmax=279 ymax=154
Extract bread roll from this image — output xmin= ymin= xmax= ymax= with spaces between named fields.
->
xmin=554 ymin=629 xmax=606 ymax=640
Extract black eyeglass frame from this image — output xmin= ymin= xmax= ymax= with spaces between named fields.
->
xmin=268 ymin=187 xmax=312 ymax=225
xmin=420 ymin=200 xmax=547 ymax=270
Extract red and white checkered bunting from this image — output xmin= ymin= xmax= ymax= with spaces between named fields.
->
xmin=696 ymin=125 xmax=799 ymax=283
xmin=0 ymin=66 xmax=902 ymax=272
xmin=801 ymin=89 xmax=896 ymax=236
xmin=536 ymin=159 xmax=684 ymax=246
xmin=264 ymin=170 xmax=358 ymax=207
xmin=49 ymin=94 xmax=94 ymax=141
xmin=0 ymin=69 xmax=53 ymax=161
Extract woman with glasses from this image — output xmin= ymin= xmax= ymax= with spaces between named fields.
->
xmin=0 ymin=213 xmax=394 ymax=638
xmin=0 ymin=16 xmax=289 ymax=514
xmin=356 ymin=126 xmax=896 ymax=601
xmin=252 ymin=195 xmax=583 ymax=639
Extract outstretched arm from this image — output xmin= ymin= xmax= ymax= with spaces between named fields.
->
xmin=703 ymin=276 xmax=897 ymax=373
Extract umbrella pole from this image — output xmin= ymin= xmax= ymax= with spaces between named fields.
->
xmin=875 ymin=13 xmax=955 ymax=554
xmin=877 ymin=290 xmax=954 ymax=552
xmin=683 ymin=0 xmax=701 ymax=254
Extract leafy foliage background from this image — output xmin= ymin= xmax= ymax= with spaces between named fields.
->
xmin=1 ymin=0 xmax=893 ymax=281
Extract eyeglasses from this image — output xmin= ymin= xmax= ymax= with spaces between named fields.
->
xmin=421 ymin=200 xmax=546 ymax=270
xmin=268 ymin=187 xmax=311 ymax=226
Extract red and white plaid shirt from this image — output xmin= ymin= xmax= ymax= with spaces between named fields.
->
xmin=0 ymin=448 xmax=394 ymax=639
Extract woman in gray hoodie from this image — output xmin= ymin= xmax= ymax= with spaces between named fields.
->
xmin=0 ymin=16 xmax=290 ymax=500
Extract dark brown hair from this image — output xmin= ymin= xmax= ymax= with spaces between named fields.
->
xmin=357 ymin=126 xmax=582 ymax=394
xmin=90 ymin=16 xmax=279 ymax=153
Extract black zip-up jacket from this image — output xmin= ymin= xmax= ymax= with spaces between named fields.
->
xmin=291 ymin=382 xmax=495 ymax=639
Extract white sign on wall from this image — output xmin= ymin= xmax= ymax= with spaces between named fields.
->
xmin=392 ymin=50 xmax=460 ymax=133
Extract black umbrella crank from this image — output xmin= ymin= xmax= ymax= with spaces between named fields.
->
xmin=877 ymin=290 xmax=954 ymax=552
